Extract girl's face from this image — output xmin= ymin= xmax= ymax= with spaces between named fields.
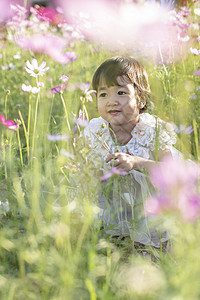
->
xmin=97 ymin=75 xmax=140 ymax=129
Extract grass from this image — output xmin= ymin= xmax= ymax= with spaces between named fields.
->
xmin=0 ymin=1 xmax=200 ymax=299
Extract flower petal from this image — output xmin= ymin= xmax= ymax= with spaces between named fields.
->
xmin=26 ymin=60 xmax=34 ymax=70
xmin=8 ymin=124 xmax=19 ymax=130
xmin=0 ymin=114 xmax=6 ymax=125
xmin=32 ymin=87 xmax=40 ymax=94
xmin=42 ymin=66 xmax=50 ymax=72
xmin=5 ymin=119 xmax=16 ymax=126
xmin=39 ymin=61 xmax=46 ymax=70
xmin=31 ymin=58 xmax=38 ymax=69
xmin=24 ymin=67 xmax=34 ymax=74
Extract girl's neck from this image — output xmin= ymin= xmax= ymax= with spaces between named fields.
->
xmin=109 ymin=121 xmax=137 ymax=145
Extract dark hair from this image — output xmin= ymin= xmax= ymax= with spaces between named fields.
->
xmin=92 ymin=56 xmax=151 ymax=112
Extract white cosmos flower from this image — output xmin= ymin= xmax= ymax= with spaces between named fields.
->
xmin=21 ymin=84 xmax=40 ymax=94
xmin=194 ymin=8 xmax=200 ymax=16
xmin=25 ymin=59 xmax=49 ymax=77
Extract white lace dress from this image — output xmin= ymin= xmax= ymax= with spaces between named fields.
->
xmin=84 ymin=113 xmax=180 ymax=247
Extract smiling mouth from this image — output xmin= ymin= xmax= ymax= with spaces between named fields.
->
xmin=108 ymin=110 xmax=121 ymax=115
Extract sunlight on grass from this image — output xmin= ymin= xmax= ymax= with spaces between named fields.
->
xmin=0 ymin=1 xmax=200 ymax=299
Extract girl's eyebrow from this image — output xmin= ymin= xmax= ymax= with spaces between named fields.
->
xmin=98 ymin=87 xmax=107 ymax=92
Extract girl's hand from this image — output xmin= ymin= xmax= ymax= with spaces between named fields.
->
xmin=106 ymin=152 xmax=155 ymax=172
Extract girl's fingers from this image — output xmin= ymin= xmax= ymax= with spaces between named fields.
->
xmin=106 ymin=153 xmax=123 ymax=163
xmin=113 ymin=159 xmax=120 ymax=166
xmin=106 ymin=153 xmax=115 ymax=162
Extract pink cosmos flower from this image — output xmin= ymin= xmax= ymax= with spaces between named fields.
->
xmin=51 ymin=84 xmax=66 ymax=94
xmin=177 ymin=6 xmax=190 ymax=18
xmin=21 ymin=84 xmax=40 ymax=94
xmin=64 ymin=51 xmax=78 ymax=62
xmin=60 ymin=74 xmax=69 ymax=82
xmin=16 ymin=34 xmax=68 ymax=64
xmin=190 ymin=48 xmax=200 ymax=55
xmin=0 ymin=1 xmax=11 ymax=24
xmin=25 ymin=59 xmax=49 ymax=78
xmin=75 ymin=119 xmax=89 ymax=128
xmin=174 ymin=124 xmax=194 ymax=135
xmin=76 ymin=82 xmax=96 ymax=102
xmin=0 ymin=114 xmax=19 ymax=130
xmin=38 ymin=82 xmax=44 ymax=87
xmin=194 ymin=70 xmax=200 ymax=76
xmin=31 ymin=6 xmax=65 ymax=26
xmin=73 ymin=109 xmax=89 ymax=130
xmin=144 ymin=156 xmax=200 ymax=222
xmin=100 ymin=167 xmax=127 ymax=182
xmin=10 ymin=4 xmax=27 ymax=17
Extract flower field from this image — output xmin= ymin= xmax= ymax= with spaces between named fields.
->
xmin=0 ymin=1 xmax=200 ymax=299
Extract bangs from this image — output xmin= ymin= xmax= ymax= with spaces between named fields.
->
xmin=92 ymin=58 xmax=132 ymax=91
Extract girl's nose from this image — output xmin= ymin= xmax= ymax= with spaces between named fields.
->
xmin=107 ymin=94 xmax=118 ymax=105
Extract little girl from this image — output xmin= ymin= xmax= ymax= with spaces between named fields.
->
xmin=84 ymin=56 xmax=179 ymax=248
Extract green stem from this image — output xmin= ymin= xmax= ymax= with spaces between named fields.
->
xmin=17 ymin=129 xmax=23 ymax=167
xmin=32 ymin=93 xmax=40 ymax=156
xmin=27 ymin=94 xmax=32 ymax=138
xmin=5 ymin=94 xmax=8 ymax=119
xmin=60 ymin=93 xmax=71 ymax=131
xmin=2 ymin=133 xmax=7 ymax=179
xmin=48 ymin=95 xmax=54 ymax=128
xmin=83 ymin=104 xmax=89 ymax=121
xmin=18 ymin=109 xmax=29 ymax=162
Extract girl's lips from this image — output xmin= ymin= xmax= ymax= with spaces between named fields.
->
xmin=108 ymin=110 xmax=121 ymax=115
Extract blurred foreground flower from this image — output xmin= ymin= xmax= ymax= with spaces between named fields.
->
xmin=117 ymin=261 xmax=165 ymax=296
xmin=0 ymin=1 xmax=11 ymax=24
xmin=30 ymin=5 xmax=65 ymax=26
xmin=194 ymin=70 xmax=200 ymax=76
xmin=58 ymin=0 xmax=178 ymax=58
xmin=100 ymin=167 xmax=127 ymax=181
xmin=174 ymin=124 xmax=194 ymax=135
xmin=46 ymin=133 xmax=68 ymax=141
xmin=64 ymin=51 xmax=78 ymax=62
xmin=16 ymin=34 xmax=68 ymax=64
xmin=144 ymin=156 xmax=200 ymax=222
xmin=0 ymin=114 xmax=19 ymax=130
xmin=25 ymin=59 xmax=49 ymax=77
xmin=190 ymin=47 xmax=200 ymax=55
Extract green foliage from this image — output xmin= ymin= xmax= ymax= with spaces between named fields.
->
xmin=0 ymin=2 xmax=200 ymax=299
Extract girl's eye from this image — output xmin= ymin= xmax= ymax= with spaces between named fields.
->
xmin=118 ymin=91 xmax=126 ymax=95
xmin=99 ymin=93 xmax=107 ymax=98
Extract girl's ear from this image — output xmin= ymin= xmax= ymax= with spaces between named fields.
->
xmin=137 ymin=100 xmax=146 ymax=109
xmin=136 ymin=90 xmax=146 ymax=109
